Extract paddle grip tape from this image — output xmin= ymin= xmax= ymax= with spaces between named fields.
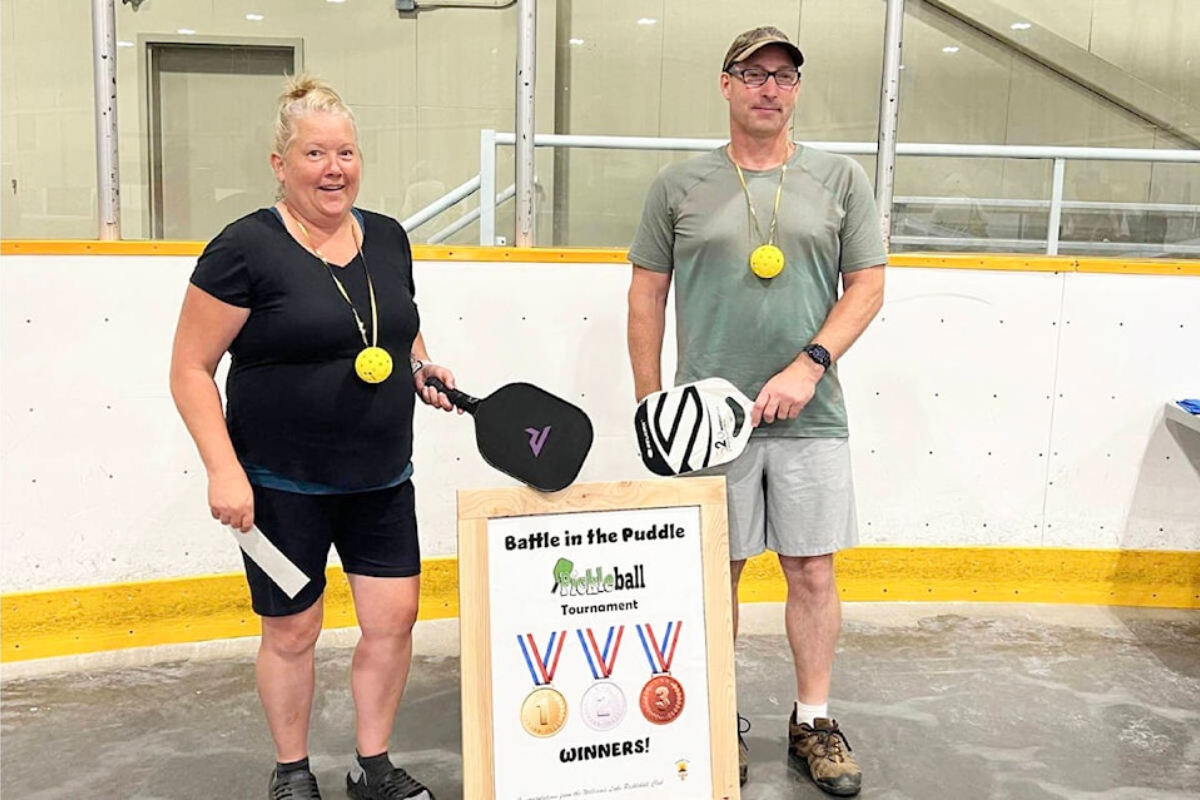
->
xmin=425 ymin=376 xmax=480 ymax=414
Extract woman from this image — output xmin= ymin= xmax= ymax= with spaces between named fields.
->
xmin=170 ymin=74 xmax=451 ymax=800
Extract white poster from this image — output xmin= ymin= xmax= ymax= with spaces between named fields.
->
xmin=487 ymin=505 xmax=713 ymax=800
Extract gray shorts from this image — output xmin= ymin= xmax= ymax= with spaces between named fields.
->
xmin=698 ymin=437 xmax=859 ymax=561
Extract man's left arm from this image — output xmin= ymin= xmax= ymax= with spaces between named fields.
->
xmin=752 ymin=265 xmax=885 ymax=426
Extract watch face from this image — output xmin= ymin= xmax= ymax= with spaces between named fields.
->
xmin=806 ymin=344 xmax=831 ymax=368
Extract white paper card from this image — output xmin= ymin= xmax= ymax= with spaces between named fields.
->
xmin=230 ymin=525 xmax=310 ymax=599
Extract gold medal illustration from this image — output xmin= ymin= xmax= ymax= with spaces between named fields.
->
xmin=750 ymin=244 xmax=786 ymax=278
xmin=578 ymin=626 xmax=627 ymax=732
xmin=355 ymin=346 xmax=394 ymax=384
xmin=520 ymin=685 xmax=568 ymax=738
xmin=636 ymin=621 xmax=686 ymax=725
xmin=518 ymin=631 xmax=568 ymax=738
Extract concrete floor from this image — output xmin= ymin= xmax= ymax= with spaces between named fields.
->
xmin=2 ymin=603 xmax=1198 ymax=799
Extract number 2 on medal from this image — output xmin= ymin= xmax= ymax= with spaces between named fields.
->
xmin=655 ymin=686 xmax=670 ymax=708
xmin=597 ymin=696 xmax=610 ymax=718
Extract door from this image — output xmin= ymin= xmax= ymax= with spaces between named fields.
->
xmin=147 ymin=40 xmax=300 ymax=240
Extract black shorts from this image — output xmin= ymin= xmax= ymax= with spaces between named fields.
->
xmin=244 ymin=480 xmax=421 ymax=617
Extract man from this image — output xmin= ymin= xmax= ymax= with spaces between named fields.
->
xmin=626 ymin=26 xmax=886 ymax=797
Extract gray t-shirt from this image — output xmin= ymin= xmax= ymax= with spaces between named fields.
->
xmin=629 ymin=145 xmax=886 ymax=437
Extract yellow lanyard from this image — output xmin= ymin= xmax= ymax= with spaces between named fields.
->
xmin=288 ymin=208 xmax=379 ymax=350
xmin=734 ymin=161 xmax=787 ymax=249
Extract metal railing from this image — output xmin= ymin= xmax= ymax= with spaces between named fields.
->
xmin=402 ymin=130 xmax=1200 ymax=255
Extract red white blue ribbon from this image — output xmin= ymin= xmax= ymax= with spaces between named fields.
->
xmin=519 ymin=631 xmax=566 ymax=686
xmin=577 ymin=626 xmax=625 ymax=680
xmin=637 ymin=621 xmax=682 ymax=674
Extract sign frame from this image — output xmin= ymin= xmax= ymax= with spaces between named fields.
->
xmin=458 ymin=477 xmax=740 ymax=800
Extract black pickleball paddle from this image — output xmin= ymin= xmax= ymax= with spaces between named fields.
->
xmin=425 ymin=377 xmax=594 ymax=492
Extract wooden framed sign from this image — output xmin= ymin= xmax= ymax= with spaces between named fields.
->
xmin=458 ymin=478 xmax=739 ymax=800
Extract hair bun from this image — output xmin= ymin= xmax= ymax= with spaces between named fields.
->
xmin=272 ymin=73 xmax=357 ymax=158
xmin=283 ymin=73 xmax=329 ymax=102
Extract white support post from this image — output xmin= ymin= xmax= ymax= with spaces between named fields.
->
xmin=480 ymin=129 xmax=497 ymax=245
xmin=514 ymin=0 xmax=537 ymax=247
xmin=91 ymin=0 xmax=121 ymax=240
xmin=1047 ymin=158 xmax=1066 ymax=256
xmin=875 ymin=0 xmax=906 ymax=249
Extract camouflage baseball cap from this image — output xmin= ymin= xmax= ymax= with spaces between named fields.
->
xmin=722 ymin=26 xmax=805 ymax=72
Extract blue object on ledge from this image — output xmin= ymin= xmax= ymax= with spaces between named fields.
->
xmin=1177 ymin=399 xmax=1200 ymax=415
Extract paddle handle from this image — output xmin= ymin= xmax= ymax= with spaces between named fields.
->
xmin=424 ymin=376 xmax=480 ymax=414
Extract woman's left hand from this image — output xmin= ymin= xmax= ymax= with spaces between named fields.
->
xmin=414 ymin=363 xmax=462 ymax=413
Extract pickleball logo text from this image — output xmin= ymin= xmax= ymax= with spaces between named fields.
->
xmin=551 ymin=557 xmax=645 ymax=596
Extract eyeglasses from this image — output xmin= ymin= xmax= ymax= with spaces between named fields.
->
xmin=726 ymin=66 xmax=801 ymax=88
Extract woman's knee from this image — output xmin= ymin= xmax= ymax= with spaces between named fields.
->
xmin=360 ymin=603 xmax=418 ymax=642
xmin=261 ymin=604 xmax=324 ymax=656
xmin=349 ymin=575 xmax=420 ymax=641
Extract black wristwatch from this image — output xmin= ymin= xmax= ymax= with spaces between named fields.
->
xmin=802 ymin=343 xmax=832 ymax=372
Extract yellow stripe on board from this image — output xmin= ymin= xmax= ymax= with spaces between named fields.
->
xmin=0 ymin=240 xmax=205 ymax=256
xmin=885 ymin=253 xmax=1073 ymax=272
xmin=0 ymin=240 xmax=626 ymax=264
xmin=412 ymin=245 xmax=630 ymax=263
xmin=3 ymin=547 xmax=1197 ymax=663
xmin=2 ymin=240 xmax=1198 ymax=276
xmin=1074 ymin=258 xmax=1200 ymax=276
xmin=1 ymin=557 xmax=460 ymax=664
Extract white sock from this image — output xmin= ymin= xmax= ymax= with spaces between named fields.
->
xmin=795 ymin=700 xmax=828 ymax=727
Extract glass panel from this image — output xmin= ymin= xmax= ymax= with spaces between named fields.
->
xmin=889 ymin=0 xmax=1198 ymax=256
xmin=1 ymin=0 xmax=97 ymax=238
xmin=2 ymin=0 xmax=1197 ymax=252
xmin=149 ymin=44 xmax=294 ymax=242
xmin=1058 ymin=159 xmax=1200 ymax=259
xmin=892 ymin=158 xmax=1053 ymax=254
xmin=551 ymin=0 xmax=888 ymax=247
xmin=108 ymin=0 xmax=527 ymax=242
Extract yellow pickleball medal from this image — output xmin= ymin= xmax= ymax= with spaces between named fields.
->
xmin=288 ymin=206 xmax=392 ymax=385
xmin=734 ymin=153 xmax=790 ymax=281
xmin=750 ymin=244 xmax=785 ymax=278
xmin=355 ymin=346 xmax=393 ymax=384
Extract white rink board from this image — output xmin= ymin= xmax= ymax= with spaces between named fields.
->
xmin=846 ymin=268 xmax=1066 ymax=546
xmin=2 ymin=254 xmax=1199 ymax=593
xmin=1046 ymin=274 xmax=1200 ymax=550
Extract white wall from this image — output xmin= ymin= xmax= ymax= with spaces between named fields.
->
xmin=1 ymin=256 xmax=1198 ymax=593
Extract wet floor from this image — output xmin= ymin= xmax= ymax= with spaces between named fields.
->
xmin=3 ymin=603 xmax=1198 ymax=799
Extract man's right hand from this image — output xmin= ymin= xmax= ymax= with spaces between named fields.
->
xmin=752 ymin=357 xmax=823 ymax=426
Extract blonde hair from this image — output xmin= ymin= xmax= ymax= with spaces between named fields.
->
xmin=272 ymin=72 xmax=358 ymax=157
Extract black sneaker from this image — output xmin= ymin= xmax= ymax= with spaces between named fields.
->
xmin=346 ymin=762 xmax=434 ymax=800
xmin=738 ymin=714 xmax=751 ymax=786
xmin=270 ymin=767 xmax=322 ymax=800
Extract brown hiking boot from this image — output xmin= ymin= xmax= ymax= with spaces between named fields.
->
xmin=788 ymin=714 xmax=862 ymax=796
xmin=738 ymin=714 xmax=750 ymax=786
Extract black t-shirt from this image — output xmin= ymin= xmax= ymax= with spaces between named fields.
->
xmin=190 ymin=208 xmax=420 ymax=490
